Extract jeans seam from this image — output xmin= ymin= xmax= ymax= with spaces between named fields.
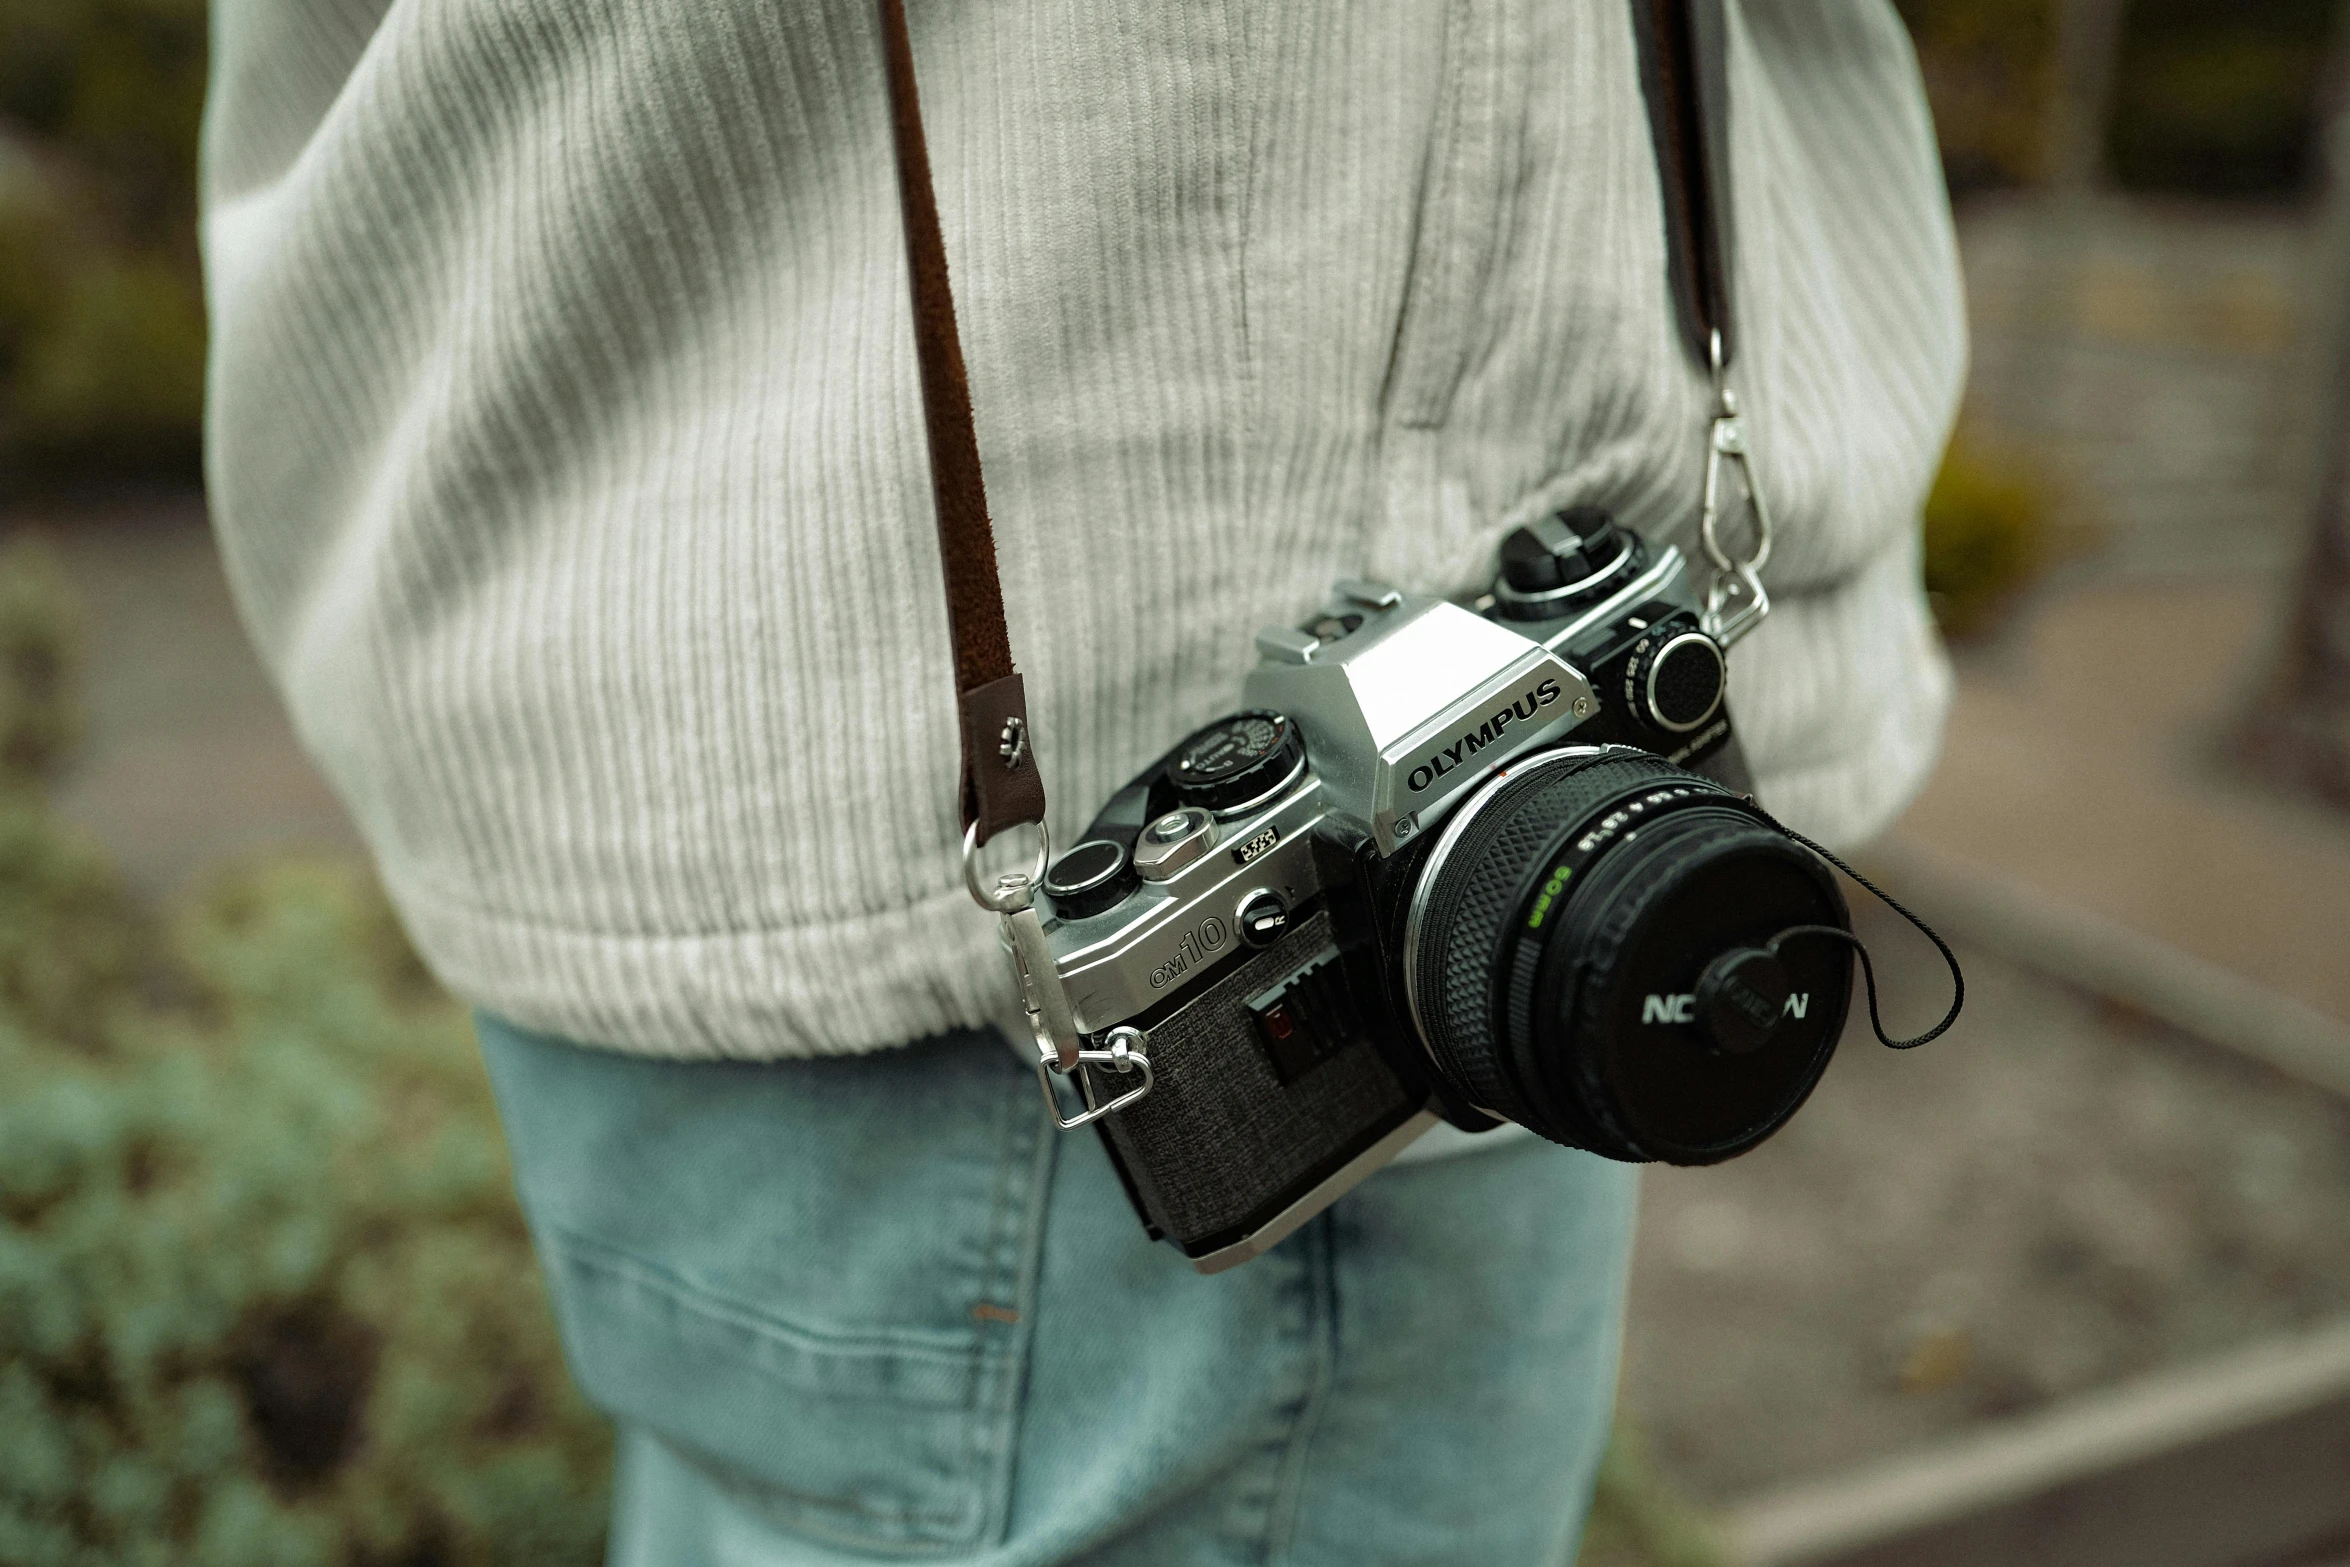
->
xmin=967 ymin=1060 xmax=1055 ymax=1546
xmin=541 ymin=1224 xmax=988 ymax=1368
xmin=991 ymin=1091 xmax=1060 ymax=1546
xmin=662 ymin=1433 xmax=980 ymax=1532
xmin=1262 ymin=1212 xmax=1339 ymax=1565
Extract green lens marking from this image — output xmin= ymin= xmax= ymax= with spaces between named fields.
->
xmin=1524 ymin=863 xmax=1574 ymax=930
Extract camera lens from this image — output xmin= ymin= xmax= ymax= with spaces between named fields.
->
xmin=1404 ymin=749 xmax=1849 ymax=1163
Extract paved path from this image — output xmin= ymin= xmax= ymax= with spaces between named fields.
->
xmin=33 ymin=498 xmax=360 ymax=898
xmin=1959 ymin=194 xmax=2323 ymax=575
xmin=1886 ymin=567 xmax=2350 ymax=1031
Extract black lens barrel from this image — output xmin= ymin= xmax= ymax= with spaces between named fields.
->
xmin=1407 ymin=748 xmax=1851 ymax=1164
xmin=1409 ymin=751 xmax=1679 ymax=1129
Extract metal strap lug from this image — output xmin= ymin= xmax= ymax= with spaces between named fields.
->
xmin=1698 ymin=330 xmax=1774 ymax=649
xmin=1004 ymin=898 xmax=1084 ymax=1073
xmin=963 ymin=820 xmax=1083 ymax=1072
xmin=1032 ymin=1026 xmax=1154 ymax=1130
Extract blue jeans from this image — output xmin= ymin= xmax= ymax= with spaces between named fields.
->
xmin=476 ymin=1014 xmax=1637 ymax=1566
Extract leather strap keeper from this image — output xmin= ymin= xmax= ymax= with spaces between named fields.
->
xmin=960 ymin=673 xmax=1048 ymax=835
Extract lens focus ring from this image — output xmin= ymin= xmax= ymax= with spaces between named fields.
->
xmin=1409 ymin=750 xmax=1702 ymax=1128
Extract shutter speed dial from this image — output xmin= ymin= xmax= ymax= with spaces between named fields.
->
xmin=1493 ymin=506 xmax=1639 ymax=620
xmin=1169 ymin=712 xmax=1307 ymax=816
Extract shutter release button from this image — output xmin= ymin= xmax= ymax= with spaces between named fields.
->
xmin=1134 ymin=809 xmax=1217 ymax=881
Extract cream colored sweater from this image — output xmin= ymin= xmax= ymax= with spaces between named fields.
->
xmin=201 ymin=0 xmax=1963 ymax=1060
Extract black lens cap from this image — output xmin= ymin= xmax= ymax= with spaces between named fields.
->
xmin=1561 ymin=818 xmax=1849 ymax=1162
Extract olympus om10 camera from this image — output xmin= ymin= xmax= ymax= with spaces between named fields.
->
xmin=1027 ymin=506 xmax=1859 ymax=1272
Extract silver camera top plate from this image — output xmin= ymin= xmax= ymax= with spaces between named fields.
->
xmin=1244 ymin=593 xmax=1595 ymax=855
xmin=1038 ymin=543 xmax=1706 ymax=1035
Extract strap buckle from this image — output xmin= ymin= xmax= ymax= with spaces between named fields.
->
xmin=962 ymin=819 xmax=1050 ymax=912
xmin=1031 ymin=1026 xmax=1154 ymax=1130
xmin=1699 ymin=330 xmax=1773 ymax=648
xmin=963 ymin=821 xmax=1089 ymax=1076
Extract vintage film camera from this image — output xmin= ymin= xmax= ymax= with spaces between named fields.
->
xmin=1026 ymin=506 xmax=1859 ymax=1272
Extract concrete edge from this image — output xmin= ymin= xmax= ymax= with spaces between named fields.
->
xmin=1721 ymin=1315 xmax=2350 ymax=1565
xmin=1708 ymin=837 xmax=2350 ymax=1566
xmin=1863 ymin=834 xmax=2350 ymax=1103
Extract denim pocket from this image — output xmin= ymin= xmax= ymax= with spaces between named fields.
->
xmin=477 ymin=1017 xmax=1053 ymax=1556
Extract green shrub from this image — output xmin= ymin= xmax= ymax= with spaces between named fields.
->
xmin=0 ymin=538 xmax=133 ymax=1055
xmin=0 ymin=538 xmax=609 ymax=1564
xmin=2107 ymin=0 xmax=2335 ymax=197
xmin=0 ymin=0 xmax=207 ymax=481
xmin=1922 ymin=426 xmax=2056 ymax=639
xmin=0 ymin=0 xmax=207 ymax=236
xmin=0 ymin=179 xmax=73 ymax=385
xmin=1897 ymin=0 xmax=2335 ymax=200
xmin=0 ymin=841 xmax=611 ymax=1563
xmin=6 ymin=242 xmax=205 ymax=471
xmin=0 ymin=534 xmax=83 ymax=786
xmin=0 ymin=793 xmax=137 ymax=1053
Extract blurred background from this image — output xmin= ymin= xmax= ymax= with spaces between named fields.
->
xmin=4 ymin=1 xmax=2350 ymax=1563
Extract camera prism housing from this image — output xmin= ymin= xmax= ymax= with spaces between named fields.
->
xmin=1034 ymin=510 xmax=1853 ymax=1272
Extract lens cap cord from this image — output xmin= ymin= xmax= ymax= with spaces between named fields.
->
xmin=1756 ymin=818 xmax=1965 ymax=1051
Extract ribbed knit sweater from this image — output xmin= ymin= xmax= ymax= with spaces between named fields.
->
xmin=200 ymin=0 xmax=1964 ymax=1060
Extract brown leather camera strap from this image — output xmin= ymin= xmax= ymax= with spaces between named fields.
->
xmin=1633 ymin=0 xmax=1737 ymax=371
xmin=876 ymin=0 xmax=1046 ymax=847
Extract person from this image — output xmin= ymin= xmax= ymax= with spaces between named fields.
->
xmin=200 ymin=1 xmax=1963 ymax=1561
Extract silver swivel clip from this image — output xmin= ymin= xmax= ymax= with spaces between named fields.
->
xmin=1699 ymin=330 xmax=1773 ymax=649
xmin=963 ymin=822 xmax=1153 ymax=1130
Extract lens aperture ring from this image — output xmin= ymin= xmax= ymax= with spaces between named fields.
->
xmin=1409 ymin=749 xmax=1720 ymax=1136
xmin=1499 ymin=780 xmax=1747 ymax=1065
